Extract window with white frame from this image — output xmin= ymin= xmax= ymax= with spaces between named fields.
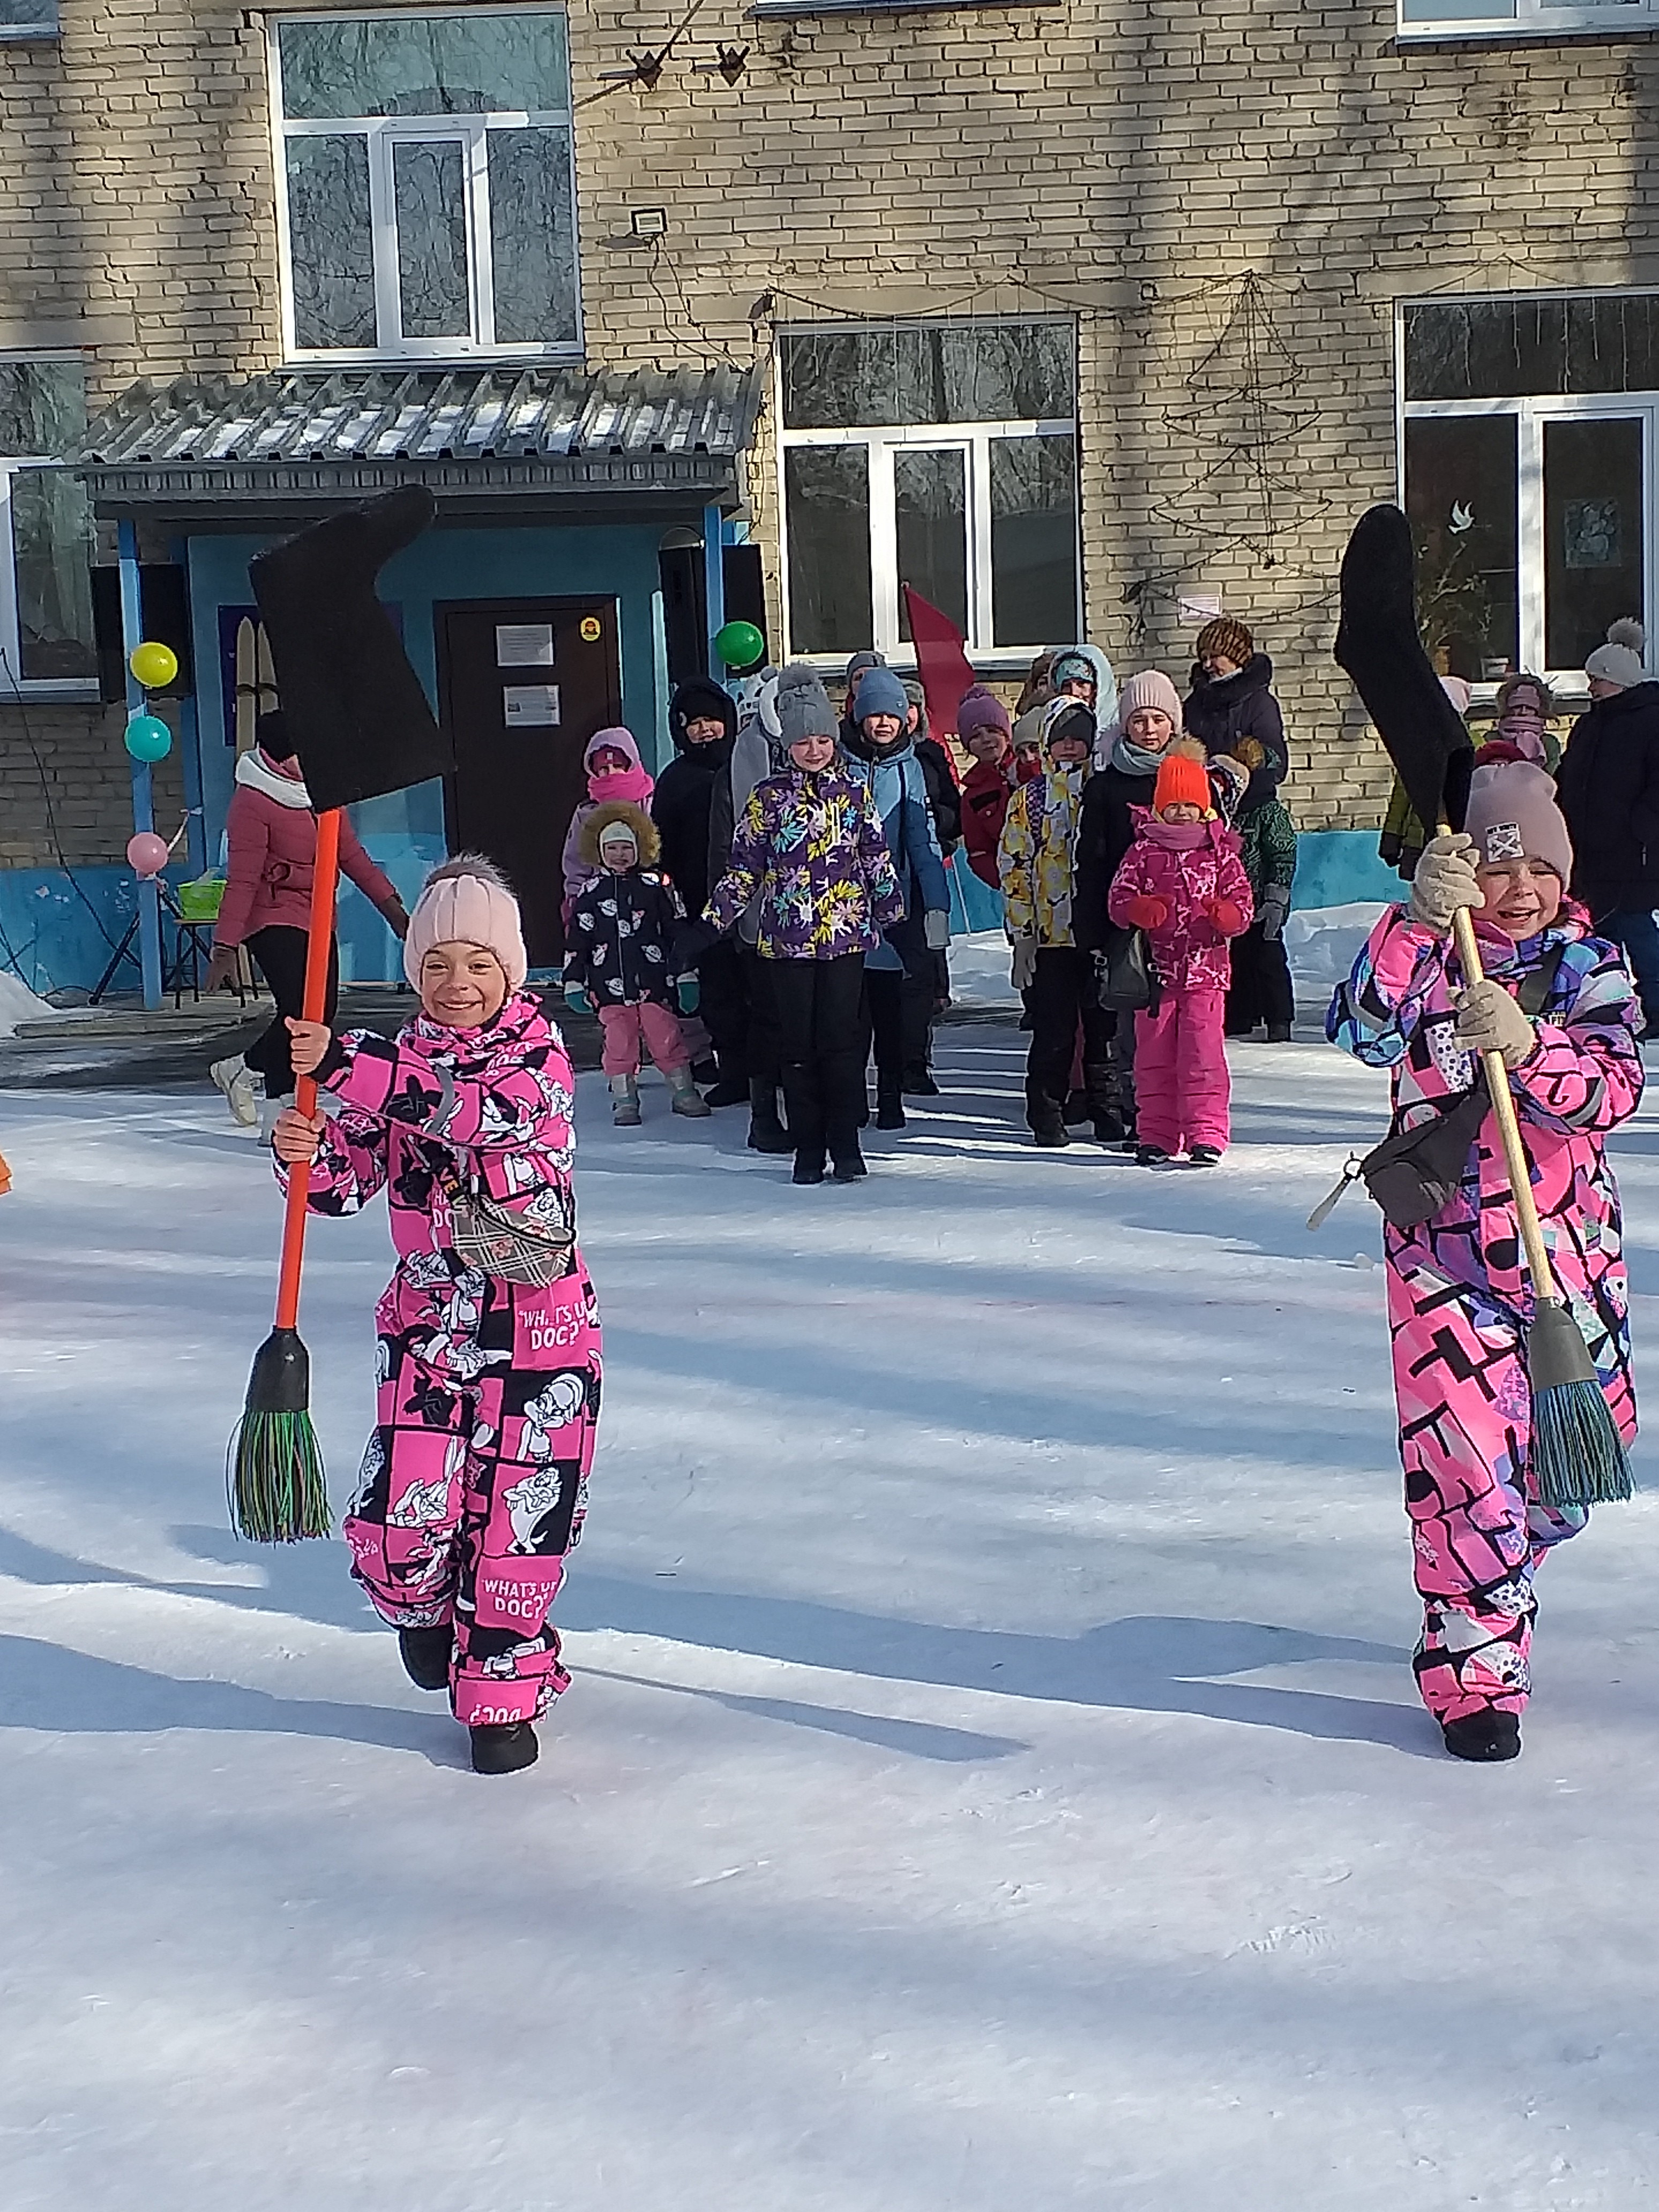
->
xmin=1400 ymin=0 xmax=1659 ymax=41
xmin=778 ymin=320 xmax=1079 ymax=662
xmin=0 ymin=2 xmax=59 ymax=39
xmin=1403 ymin=296 xmax=1659 ymax=686
xmin=271 ymin=8 xmax=579 ymax=361
xmin=0 ymin=360 xmax=95 ymax=694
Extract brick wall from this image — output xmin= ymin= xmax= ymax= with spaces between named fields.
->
xmin=3 ymin=0 xmax=1657 ymax=855
xmin=0 ymin=698 xmax=185 ymax=870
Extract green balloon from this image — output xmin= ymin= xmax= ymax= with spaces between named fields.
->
xmin=123 ymin=714 xmax=173 ymax=763
xmin=714 ymin=620 xmax=765 ymax=673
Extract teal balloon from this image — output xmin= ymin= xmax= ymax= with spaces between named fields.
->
xmin=714 ymin=620 xmax=765 ymax=673
xmin=124 ymin=714 xmax=173 ymax=763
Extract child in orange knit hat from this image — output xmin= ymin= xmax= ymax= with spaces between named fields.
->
xmin=1106 ymin=737 xmax=1253 ymax=1164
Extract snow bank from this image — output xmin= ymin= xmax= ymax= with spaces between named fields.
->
xmin=1285 ymin=900 xmax=1389 ymax=999
xmin=0 ymin=971 xmax=56 ymax=1037
xmin=945 ymin=926 xmax=1019 ymax=1012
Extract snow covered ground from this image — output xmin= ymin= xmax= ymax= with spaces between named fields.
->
xmin=3 ymin=1023 xmax=1659 ymax=2210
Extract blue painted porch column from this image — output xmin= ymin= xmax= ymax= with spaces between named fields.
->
xmin=702 ymin=501 xmax=725 ymax=678
xmin=118 ymin=520 xmax=163 ymax=1009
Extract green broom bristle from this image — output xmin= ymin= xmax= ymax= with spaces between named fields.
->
xmin=228 ymin=1324 xmax=331 ymax=1543
xmin=228 ymin=1408 xmax=332 ymax=1542
xmin=1530 ymin=1381 xmax=1634 ymax=1510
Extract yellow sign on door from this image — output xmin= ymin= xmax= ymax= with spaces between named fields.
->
xmin=579 ymin=616 xmax=602 ymax=643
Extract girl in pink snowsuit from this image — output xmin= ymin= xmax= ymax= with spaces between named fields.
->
xmin=274 ymin=855 xmax=600 ymax=1777
xmin=1328 ymin=761 xmax=1642 ymax=1761
xmin=1107 ymin=743 xmax=1253 ymax=1164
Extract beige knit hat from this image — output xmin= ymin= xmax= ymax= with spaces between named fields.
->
xmin=1463 ymin=761 xmax=1573 ymax=881
xmin=403 ymin=854 xmax=528 ymax=990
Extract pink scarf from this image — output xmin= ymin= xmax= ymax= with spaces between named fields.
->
xmin=587 ymin=761 xmax=654 ymax=806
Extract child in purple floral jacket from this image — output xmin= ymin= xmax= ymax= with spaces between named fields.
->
xmin=703 ymin=663 xmax=902 ymax=1186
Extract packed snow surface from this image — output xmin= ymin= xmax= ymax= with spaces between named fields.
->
xmin=3 ymin=1022 xmax=1658 ymax=2210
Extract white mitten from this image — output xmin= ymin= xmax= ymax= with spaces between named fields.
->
xmin=924 ymin=909 xmax=950 ymax=952
xmin=1454 ymin=978 xmax=1536 ymax=1069
xmin=1409 ymin=832 xmax=1481 ymax=934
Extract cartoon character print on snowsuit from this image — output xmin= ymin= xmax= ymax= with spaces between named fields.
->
xmin=1328 ymin=902 xmax=1642 ymax=1724
xmin=1107 ymin=810 xmax=1252 ymax=1155
xmin=290 ymin=992 xmax=602 ymax=1727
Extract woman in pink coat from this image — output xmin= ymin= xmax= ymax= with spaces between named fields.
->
xmin=207 ymin=712 xmax=409 ymax=1129
xmin=1107 ymin=739 xmax=1252 ymax=1165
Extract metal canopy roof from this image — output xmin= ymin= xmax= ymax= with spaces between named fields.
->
xmin=71 ymin=363 xmax=762 ymax=524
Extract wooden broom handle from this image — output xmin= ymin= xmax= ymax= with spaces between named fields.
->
xmin=1447 ymin=890 xmax=1562 ymax=1305
xmin=272 ymin=808 xmax=342 ymax=1332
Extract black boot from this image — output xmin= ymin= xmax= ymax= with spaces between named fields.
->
xmin=1027 ymin=1094 xmax=1071 ymax=1148
xmin=746 ymin=1077 xmax=794 ymax=1154
xmin=875 ymin=1086 xmax=906 ymax=1130
xmin=703 ymin=1057 xmax=750 ymax=1109
xmin=824 ymin=1052 xmax=869 ymax=1181
xmin=1441 ymin=1710 xmax=1521 ymax=1762
xmin=398 ymin=1623 xmax=452 ymax=1691
xmin=783 ymin=1060 xmax=826 ymax=1184
xmin=1083 ymin=1060 xmax=1123 ymax=1144
xmin=902 ymin=1065 xmax=941 ymax=1097
xmin=470 ymin=1720 xmax=540 ymax=1775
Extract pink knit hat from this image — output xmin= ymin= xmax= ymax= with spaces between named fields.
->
xmin=403 ymin=854 xmax=528 ymax=990
xmin=1117 ymin=670 xmax=1184 ymax=729
xmin=1463 ymin=761 xmax=1573 ymax=882
xmin=957 ymin=684 xmax=1012 ymax=743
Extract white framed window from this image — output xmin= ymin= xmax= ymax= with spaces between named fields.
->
xmin=776 ymin=319 xmax=1079 ymax=664
xmin=0 ymin=2 xmax=59 ymax=40
xmin=1401 ymin=295 xmax=1659 ymax=689
xmin=0 ymin=358 xmax=96 ymax=698
xmin=270 ymin=6 xmax=580 ymax=363
xmin=1400 ymin=0 xmax=1659 ymax=42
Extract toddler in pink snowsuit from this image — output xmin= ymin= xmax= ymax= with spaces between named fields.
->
xmin=1329 ymin=761 xmax=1641 ymax=1762
xmin=274 ymin=855 xmax=600 ymax=1777
xmin=1107 ymin=744 xmax=1252 ymax=1164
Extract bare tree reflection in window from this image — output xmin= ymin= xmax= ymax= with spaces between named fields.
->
xmin=785 ymin=446 xmax=872 ymax=652
xmin=488 ymin=128 xmax=578 ymax=345
xmin=394 ymin=140 xmax=470 ymax=340
xmin=286 ymin=136 xmax=375 ymax=348
xmin=991 ymin=435 xmax=1077 ymax=647
xmin=279 ymin=12 xmax=571 ymax=119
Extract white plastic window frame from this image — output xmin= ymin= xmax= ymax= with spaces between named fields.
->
xmin=268 ymin=5 xmax=582 ymax=365
xmin=0 ymin=2 xmax=60 ymax=42
xmin=0 ymin=353 xmax=97 ymax=703
xmin=1399 ymin=388 xmax=1658 ymax=695
xmin=1398 ymin=0 xmax=1658 ymax=41
xmin=776 ymin=420 xmax=1081 ymax=668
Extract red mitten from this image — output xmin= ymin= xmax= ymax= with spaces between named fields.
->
xmin=1123 ymin=895 xmax=1169 ymax=930
xmin=1204 ymin=897 xmax=1247 ymax=935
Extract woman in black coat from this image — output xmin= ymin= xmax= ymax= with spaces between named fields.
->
xmin=1556 ymin=654 xmax=1659 ymax=1036
xmin=1183 ymin=619 xmax=1288 ymax=813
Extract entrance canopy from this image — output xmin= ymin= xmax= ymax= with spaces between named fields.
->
xmin=71 ymin=363 xmax=761 ymax=527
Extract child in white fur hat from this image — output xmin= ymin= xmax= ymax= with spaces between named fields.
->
xmin=274 ymin=854 xmax=601 ymax=1778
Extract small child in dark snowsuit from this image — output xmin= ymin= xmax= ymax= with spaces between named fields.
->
xmin=563 ymin=802 xmax=709 ymax=1127
xmin=1107 ymin=744 xmax=1253 ymax=1165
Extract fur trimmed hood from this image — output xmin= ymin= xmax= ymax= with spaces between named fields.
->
xmin=578 ymin=798 xmax=660 ymax=871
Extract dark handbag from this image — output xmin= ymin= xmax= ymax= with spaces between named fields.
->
xmin=433 ymin=1155 xmax=577 ymax=1288
xmin=1094 ymin=924 xmax=1156 ymax=1013
xmin=1339 ymin=943 xmax=1566 ymax=1232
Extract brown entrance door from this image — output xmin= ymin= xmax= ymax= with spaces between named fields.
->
xmin=436 ymin=596 xmax=625 ymax=968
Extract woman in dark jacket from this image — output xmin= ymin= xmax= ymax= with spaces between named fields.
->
xmin=651 ymin=677 xmax=746 ymax=1104
xmin=1183 ymin=619 xmax=1288 ymax=814
xmin=1556 ymin=648 xmax=1659 ymax=1036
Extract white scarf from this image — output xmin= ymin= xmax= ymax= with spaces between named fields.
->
xmin=236 ymin=747 xmax=312 ymax=810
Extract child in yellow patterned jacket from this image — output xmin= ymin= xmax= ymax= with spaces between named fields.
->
xmin=997 ymin=698 xmax=1117 ymax=1147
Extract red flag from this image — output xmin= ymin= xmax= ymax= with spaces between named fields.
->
xmin=902 ymin=585 xmax=975 ymax=761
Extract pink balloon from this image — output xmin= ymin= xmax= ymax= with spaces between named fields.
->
xmin=126 ymin=832 xmax=170 ymax=879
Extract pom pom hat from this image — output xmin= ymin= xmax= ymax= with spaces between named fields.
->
xmin=1585 ymin=618 xmax=1646 ymax=690
xmin=1153 ymin=750 xmax=1214 ymax=816
xmin=404 ymin=854 xmax=528 ymax=991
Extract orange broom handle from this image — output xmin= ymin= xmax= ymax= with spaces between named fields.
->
xmin=272 ymin=806 xmax=342 ymax=1332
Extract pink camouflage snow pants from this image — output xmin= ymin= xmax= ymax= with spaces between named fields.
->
xmin=1385 ymin=1259 xmax=1615 ymax=1724
xmin=1133 ymin=985 xmax=1230 ymax=1156
xmin=343 ymin=1284 xmax=602 ymax=1727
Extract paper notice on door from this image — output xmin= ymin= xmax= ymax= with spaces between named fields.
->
xmin=496 ymin=623 xmax=555 ymax=668
xmin=503 ymin=684 xmax=561 ymax=729
xmin=1178 ymin=594 xmax=1223 ymax=624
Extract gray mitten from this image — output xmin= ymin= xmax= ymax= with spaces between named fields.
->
xmin=1010 ymin=932 xmax=1037 ymax=990
xmin=1259 ymin=884 xmax=1290 ymax=943
xmin=1408 ymin=832 xmax=1481 ymax=934
xmin=924 ymin=909 xmax=950 ymax=952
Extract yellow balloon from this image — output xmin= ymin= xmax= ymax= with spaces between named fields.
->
xmin=129 ymin=640 xmax=179 ymax=690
